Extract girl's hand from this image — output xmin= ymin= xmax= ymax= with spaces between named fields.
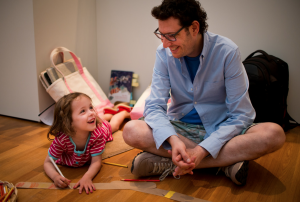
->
xmin=73 ymin=155 xmax=101 ymax=194
xmin=73 ymin=176 xmax=96 ymax=194
xmin=53 ymin=175 xmax=71 ymax=189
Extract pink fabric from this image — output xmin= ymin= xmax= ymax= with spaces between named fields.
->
xmin=130 ymin=87 xmax=171 ymax=120
xmin=130 ymin=106 xmax=144 ymax=120
xmin=94 ymin=99 xmax=114 ymax=116
xmin=63 ymin=78 xmax=73 ymax=93
xmin=70 ymin=52 xmax=84 ymax=74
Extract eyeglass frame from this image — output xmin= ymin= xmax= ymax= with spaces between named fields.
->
xmin=154 ymin=26 xmax=186 ymax=42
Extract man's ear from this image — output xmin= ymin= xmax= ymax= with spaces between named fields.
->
xmin=191 ymin=20 xmax=200 ymax=36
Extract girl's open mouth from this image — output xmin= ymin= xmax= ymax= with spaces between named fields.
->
xmin=88 ymin=118 xmax=95 ymax=124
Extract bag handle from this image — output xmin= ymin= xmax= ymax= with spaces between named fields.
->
xmin=50 ymin=47 xmax=83 ymax=78
xmin=49 ymin=47 xmax=105 ymax=102
xmin=245 ymin=50 xmax=272 ymax=62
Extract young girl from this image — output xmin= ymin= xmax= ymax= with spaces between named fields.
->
xmin=44 ymin=92 xmax=130 ymax=194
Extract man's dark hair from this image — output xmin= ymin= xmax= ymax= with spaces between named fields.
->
xmin=151 ymin=0 xmax=208 ymax=34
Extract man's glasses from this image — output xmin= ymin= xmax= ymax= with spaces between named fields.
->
xmin=154 ymin=26 xmax=186 ymax=42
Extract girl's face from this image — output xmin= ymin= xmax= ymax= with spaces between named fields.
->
xmin=71 ymin=95 xmax=97 ymax=136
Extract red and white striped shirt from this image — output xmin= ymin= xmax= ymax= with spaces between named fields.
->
xmin=48 ymin=120 xmax=112 ymax=167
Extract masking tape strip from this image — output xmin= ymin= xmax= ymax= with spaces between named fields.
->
xmin=165 ymin=191 xmax=175 ymax=198
xmin=16 ymin=182 xmax=210 ymax=202
xmin=15 ymin=181 xmax=155 ymax=190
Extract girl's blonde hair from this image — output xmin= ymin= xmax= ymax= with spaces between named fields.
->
xmin=47 ymin=92 xmax=102 ymax=140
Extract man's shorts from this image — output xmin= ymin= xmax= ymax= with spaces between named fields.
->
xmin=139 ymin=117 xmax=257 ymax=145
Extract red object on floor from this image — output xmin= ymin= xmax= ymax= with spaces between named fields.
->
xmin=103 ymin=107 xmax=119 ymax=115
xmin=117 ymin=105 xmax=132 ymax=113
xmin=103 ymin=103 xmax=132 ymax=115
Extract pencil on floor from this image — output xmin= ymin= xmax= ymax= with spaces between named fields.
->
xmin=121 ymin=179 xmax=161 ymax=182
xmin=103 ymin=162 xmax=128 ymax=168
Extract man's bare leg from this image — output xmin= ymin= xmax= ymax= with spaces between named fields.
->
xmin=197 ymin=123 xmax=285 ymax=168
xmin=123 ymin=120 xmax=170 ymax=156
xmin=123 ymin=120 xmax=286 ymax=168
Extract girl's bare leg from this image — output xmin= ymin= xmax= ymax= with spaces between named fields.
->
xmin=109 ymin=111 xmax=131 ymax=133
xmin=100 ymin=114 xmax=113 ymax=122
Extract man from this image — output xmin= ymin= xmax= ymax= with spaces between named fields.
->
xmin=123 ymin=0 xmax=285 ymax=185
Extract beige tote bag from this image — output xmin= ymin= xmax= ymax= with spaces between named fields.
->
xmin=46 ymin=47 xmax=113 ymax=115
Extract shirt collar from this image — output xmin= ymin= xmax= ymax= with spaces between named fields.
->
xmin=201 ymin=31 xmax=209 ymax=58
xmin=179 ymin=31 xmax=209 ymax=63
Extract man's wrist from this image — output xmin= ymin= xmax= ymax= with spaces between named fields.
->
xmin=195 ymin=145 xmax=209 ymax=159
xmin=167 ymin=135 xmax=180 ymax=146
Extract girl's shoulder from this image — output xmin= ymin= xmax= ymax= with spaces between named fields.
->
xmin=53 ymin=132 xmax=70 ymax=143
xmin=101 ymin=119 xmax=111 ymax=129
xmin=91 ymin=120 xmax=111 ymax=138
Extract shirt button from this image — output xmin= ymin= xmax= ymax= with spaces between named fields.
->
xmin=182 ymin=113 xmax=184 ymax=115
xmin=76 ymin=162 xmax=78 ymax=164
xmin=191 ymin=88 xmax=193 ymax=91
xmin=195 ymin=102 xmax=197 ymax=104
xmin=77 ymin=154 xmax=80 ymax=156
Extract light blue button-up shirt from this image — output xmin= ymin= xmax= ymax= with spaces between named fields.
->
xmin=144 ymin=31 xmax=255 ymax=159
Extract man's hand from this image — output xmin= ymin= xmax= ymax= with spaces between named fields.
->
xmin=167 ymin=136 xmax=209 ymax=176
xmin=174 ymin=146 xmax=209 ymax=175
xmin=167 ymin=136 xmax=195 ymax=176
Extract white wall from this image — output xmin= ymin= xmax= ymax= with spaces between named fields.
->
xmin=33 ymin=0 xmax=98 ymax=114
xmin=96 ymin=0 xmax=162 ymax=104
xmin=0 ymin=0 xmax=98 ymax=121
xmin=0 ymin=0 xmax=40 ymax=121
xmin=97 ymin=0 xmax=300 ymax=122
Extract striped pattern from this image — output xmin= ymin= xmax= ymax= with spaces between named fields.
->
xmin=48 ymin=120 xmax=112 ymax=167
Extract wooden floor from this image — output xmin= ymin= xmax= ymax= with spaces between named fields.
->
xmin=0 ymin=115 xmax=299 ymax=202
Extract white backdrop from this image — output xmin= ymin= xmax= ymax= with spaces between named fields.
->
xmin=0 ymin=0 xmax=39 ymax=121
xmin=0 ymin=0 xmax=98 ymax=121
xmin=1 ymin=0 xmax=299 ymax=123
xmin=96 ymin=0 xmax=300 ymax=122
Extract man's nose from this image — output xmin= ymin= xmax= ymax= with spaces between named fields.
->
xmin=162 ymin=37 xmax=171 ymax=48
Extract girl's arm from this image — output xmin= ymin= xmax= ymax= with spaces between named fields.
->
xmin=44 ymin=155 xmax=71 ymax=188
xmin=73 ymin=155 xmax=102 ymax=194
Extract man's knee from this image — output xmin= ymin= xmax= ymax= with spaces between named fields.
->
xmin=261 ymin=123 xmax=286 ymax=152
xmin=122 ymin=120 xmax=153 ymax=149
xmin=122 ymin=120 xmax=137 ymax=145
